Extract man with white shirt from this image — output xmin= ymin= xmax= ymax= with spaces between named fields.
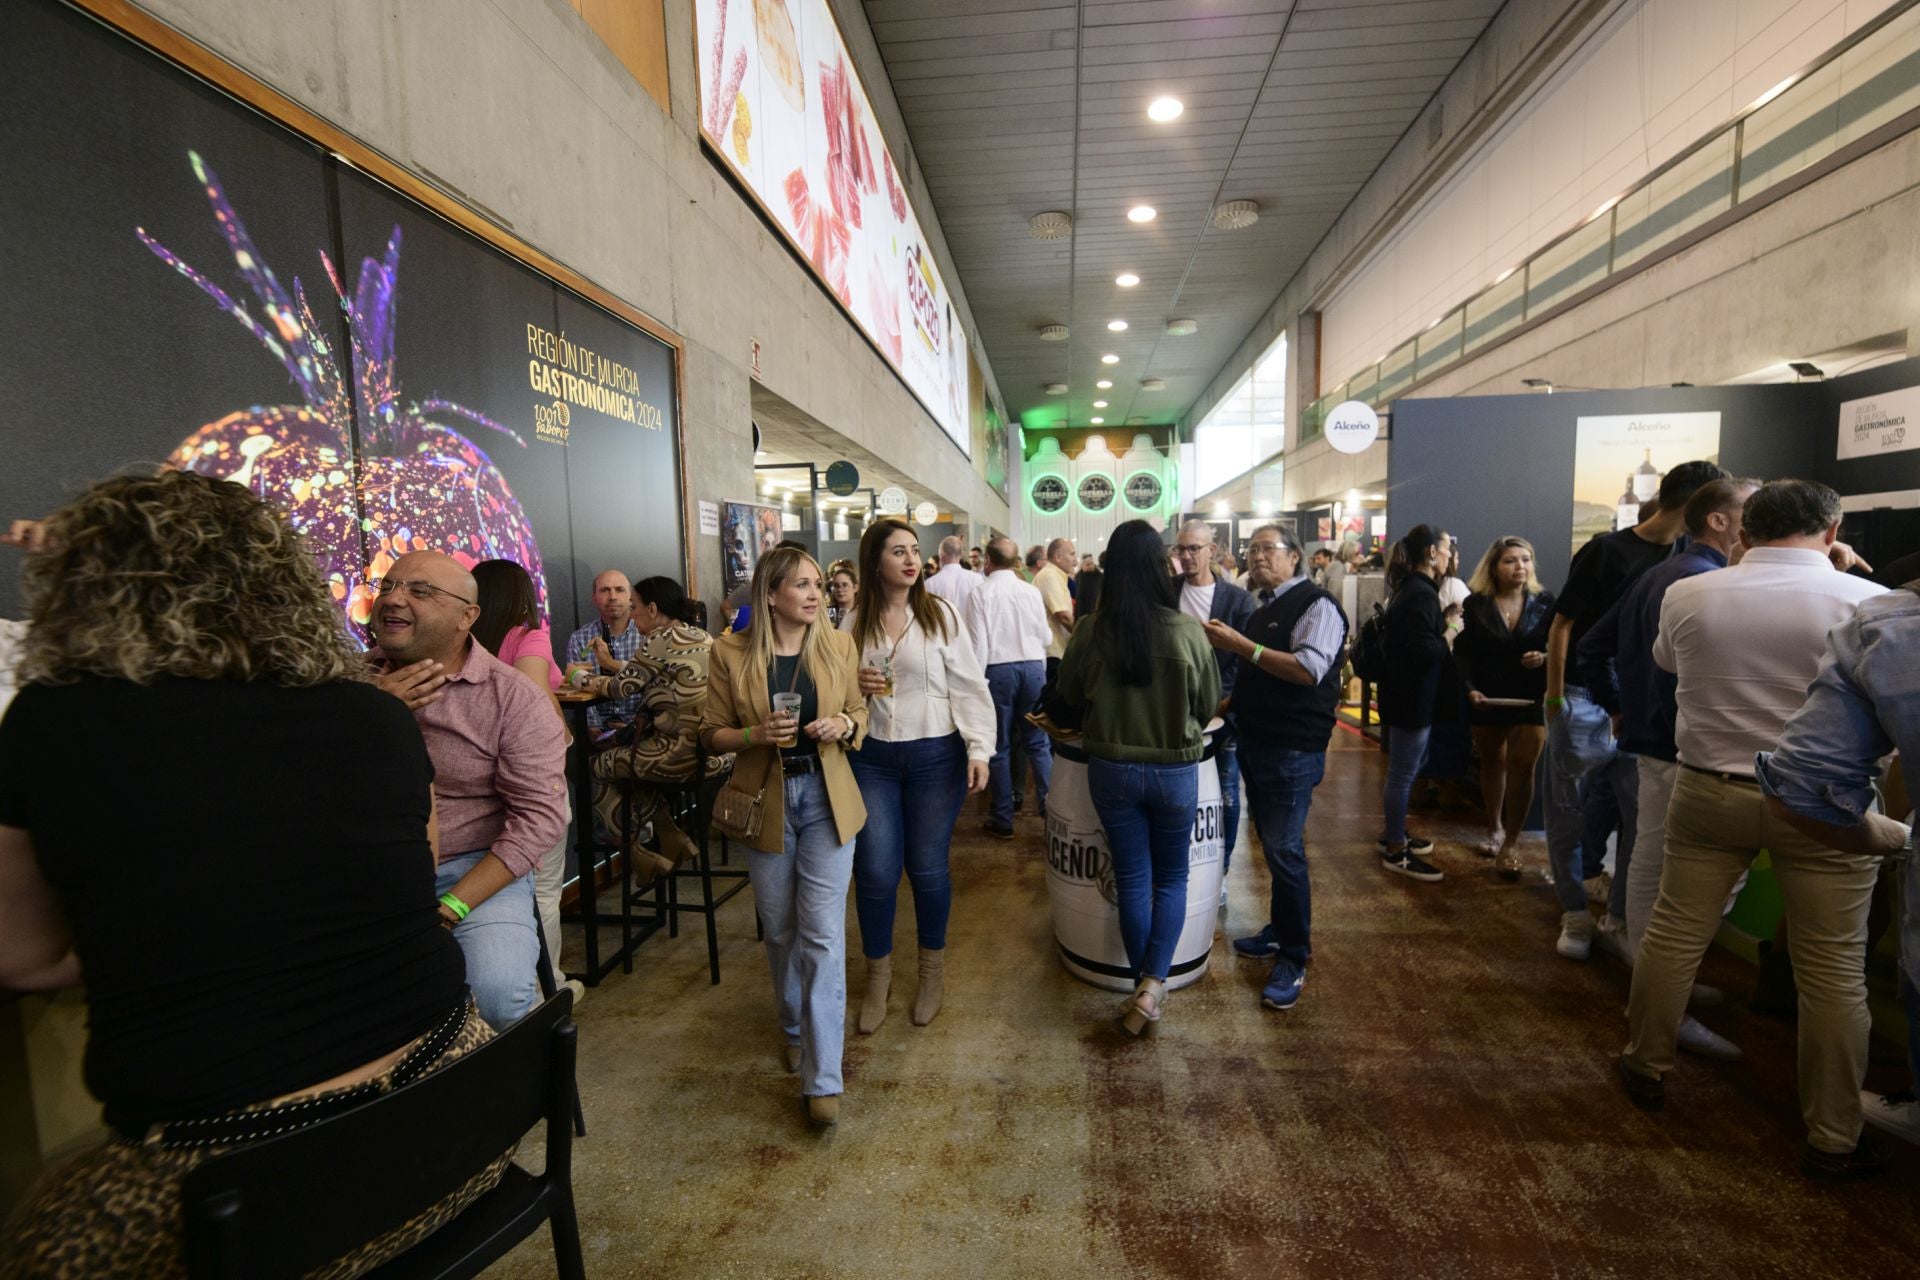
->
xmin=1174 ymin=519 xmax=1256 ymax=870
xmin=1618 ymin=480 xmax=1886 ymax=1176
xmin=925 ymin=535 xmax=981 ymax=614
xmin=964 ymin=536 xmax=1055 ymax=839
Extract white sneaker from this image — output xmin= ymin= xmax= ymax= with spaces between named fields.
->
xmin=1859 ymin=1090 xmax=1920 ymax=1145
xmin=563 ymin=977 xmax=588 ymax=1008
xmin=1556 ymin=910 xmax=1594 ymax=961
xmin=1582 ymin=873 xmax=1612 ymax=906
xmin=1676 ymin=1015 xmax=1741 ymax=1060
xmin=1594 ymin=915 xmax=1634 ymax=966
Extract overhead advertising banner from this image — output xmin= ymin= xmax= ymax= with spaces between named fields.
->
xmin=1570 ymin=411 xmax=1721 ymax=555
xmin=1837 ymin=386 xmax=1920 ymax=460
xmin=695 ymin=0 xmax=969 ymax=454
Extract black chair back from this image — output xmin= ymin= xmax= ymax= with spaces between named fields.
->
xmin=184 ymin=991 xmax=578 ymax=1280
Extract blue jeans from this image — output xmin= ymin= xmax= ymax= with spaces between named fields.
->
xmin=987 ymin=661 xmax=1051 ymax=827
xmin=748 ymin=772 xmax=856 ymax=1098
xmin=1241 ymin=743 xmax=1326 ymax=976
xmin=1545 ymin=688 xmax=1639 ymax=914
xmin=1381 ymin=725 xmax=1432 ymax=848
xmin=1216 ymin=737 xmax=1242 ymax=870
xmin=850 ymin=733 xmax=968 ymax=957
xmin=435 ymin=850 xmax=539 ymax=1030
xmin=1087 ymin=757 xmax=1198 ymax=983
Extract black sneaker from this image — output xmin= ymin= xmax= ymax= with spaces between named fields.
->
xmin=1802 ymin=1133 xmax=1892 ymax=1183
xmin=1380 ymin=849 xmax=1443 ymax=882
xmin=1377 ymin=835 xmax=1433 ymax=853
xmin=1616 ymin=1056 xmax=1665 ymax=1112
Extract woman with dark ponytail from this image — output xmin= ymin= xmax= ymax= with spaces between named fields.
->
xmin=1052 ymin=520 xmax=1220 ymax=1035
xmin=1378 ymin=524 xmax=1453 ymax=884
xmin=587 ymin=576 xmax=717 ymax=880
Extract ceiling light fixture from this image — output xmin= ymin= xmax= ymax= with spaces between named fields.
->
xmin=1038 ymin=324 xmax=1069 ymax=342
xmin=1127 ymin=205 xmax=1156 ymax=223
xmin=1115 ymin=273 xmax=1140 ymax=288
xmin=1028 ymin=211 xmax=1073 ymax=240
xmin=1165 ymin=319 xmax=1198 ymax=337
xmin=1147 ymin=96 xmax=1184 ymax=122
xmin=1107 ymin=319 xmax=1128 ymax=332
xmin=1101 ymin=353 xmax=1120 ymax=365
xmin=1093 ymin=400 xmax=1108 ymax=408
xmin=1096 ymin=379 xmax=1113 ymax=389
xmin=1090 ymin=417 xmax=1104 ymax=425
xmin=1211 ymin=199 xmax=1260 ymax=231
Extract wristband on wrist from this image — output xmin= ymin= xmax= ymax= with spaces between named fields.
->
xmin=744 ymin=725 xmax=753 ymax=746
xmin=1544 ymin=696 xmax=1566 ymax=708
xmin=438 ymin=892 xmax=471 ymax=921
xmin=1249 ymin=644 xmax=1266 ymax=667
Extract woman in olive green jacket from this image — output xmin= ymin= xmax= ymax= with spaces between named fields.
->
xmin=1053 ymin=520 xmax=1219 ymax=1034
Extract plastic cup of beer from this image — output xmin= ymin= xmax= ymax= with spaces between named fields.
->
xmin=866 ymin=652 xmax=894 ymax=697
xmin=564 ymin=662 xmax=592 ymax=689
xmin=771 ymin=693 xmax=803 ymax=747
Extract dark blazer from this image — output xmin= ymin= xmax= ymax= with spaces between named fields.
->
xmin=1199 ymin=577 xmax=1257 ymax=714
xmin=1379 ymin=573 xmax=1453 ymax=730
xmin=1454 ymin=589 xmax=1556 ymax=726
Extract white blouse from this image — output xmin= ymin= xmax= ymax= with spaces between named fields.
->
xmin=841 ymin=600 xmax=997 ymax=760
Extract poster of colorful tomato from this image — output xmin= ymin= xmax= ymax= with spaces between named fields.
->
xmin=0 ymin=0 xmax=683 ymax=655
xmin=694 ymin=0 xmax=970 ymax=454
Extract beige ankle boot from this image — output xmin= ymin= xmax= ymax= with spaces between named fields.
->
xmin=653 ymin=809 xmax=699 ymax=867
xmin=911 ymin=948 xmax=945 ymax=1026
xmin=858 ymin=955 xmax=892 ymax=1034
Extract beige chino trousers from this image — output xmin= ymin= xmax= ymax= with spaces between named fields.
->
xmin=1623 ymin=768 xmax=1880 ymax=1153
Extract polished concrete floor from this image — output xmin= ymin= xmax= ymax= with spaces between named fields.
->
xmin=500 ymin=729 xmax=1920 ymax=1279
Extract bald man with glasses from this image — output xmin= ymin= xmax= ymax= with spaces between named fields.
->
xmin=372 ymin=550 xmax=567 ymax=1028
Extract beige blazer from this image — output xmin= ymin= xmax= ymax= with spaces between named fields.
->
xmin=701 ymin=627 xmax=868 ymax=853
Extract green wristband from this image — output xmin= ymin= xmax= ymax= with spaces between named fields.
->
xmin=744 ymin=725 xmax=753 ymax=747
xmin=438 ymin=892 xmax=471 ymax=921
xmin=1250 ymin=644 xmax=1266 ymax=667
xmin=1544 ymin=696 xmax=1566 ymax=709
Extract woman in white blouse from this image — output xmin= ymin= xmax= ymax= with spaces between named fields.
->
xmin=843 ymin=518 xmax=995 ymax=1033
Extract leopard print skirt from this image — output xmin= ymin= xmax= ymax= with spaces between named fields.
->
xmin=0 ymin=1001 xmax=511 ymax=1280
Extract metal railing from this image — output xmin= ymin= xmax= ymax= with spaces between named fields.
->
xmin=1301 ymin=0 xmax=1920 ymax=443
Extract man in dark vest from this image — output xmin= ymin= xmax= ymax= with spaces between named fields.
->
xmin=1203 ymin=523 xmax=1349 ymax=1013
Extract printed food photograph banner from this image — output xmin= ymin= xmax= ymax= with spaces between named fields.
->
xmin=695 ymin=0 xmax=969 ymax=453
xmin=1570 ymin=411 xmax=1721 ymax=555
xmin=0 ymin=0 xmax=684 ymax=650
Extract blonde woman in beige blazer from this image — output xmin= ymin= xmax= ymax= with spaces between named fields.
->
xmin=700 ymin=545 xmax=866 ymax=1128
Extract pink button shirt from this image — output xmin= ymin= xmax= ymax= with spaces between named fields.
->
xmin=406 ymin=640 xmax=568 ymax=877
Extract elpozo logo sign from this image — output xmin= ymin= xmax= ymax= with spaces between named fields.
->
xmin=1324 ymin=400 xmax=1380 ymax=455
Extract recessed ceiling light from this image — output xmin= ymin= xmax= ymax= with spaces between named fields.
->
xmin=1093 ymin=400 xmax=1108 ymax=408
xmin=1127 ymin=205 xmax=1156 ymax=223
xmin=1090 ymin=417 xmax=1105 ymax=424
xmin=1107 ymin=319 xmax=1128 ymax=332
xmin=1147 ymin=96 xmax=1184 ymax=122
xmin=1101 ymin=353 xmax=1120 ymax=365
xmin=1115 ymin=273 xmax=1140 ymax=288
xmin=1096 ymin=379 xmax=1113 ymax=389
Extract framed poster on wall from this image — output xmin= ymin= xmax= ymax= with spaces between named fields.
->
xmin=1570 ymin=411 xmax=1721 ymax=555
xmin=0 ymin=0 xmax=687 ymax=646
xmin=721 ymin=501 xmax=785 ymax=597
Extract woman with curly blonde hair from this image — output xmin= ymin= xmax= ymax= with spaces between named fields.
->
xmin=0 ymin=471 xmax=503 ymax=1279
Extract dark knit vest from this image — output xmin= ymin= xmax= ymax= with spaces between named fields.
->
xmin=1235 ymin=581 xmax=1347 ymax=753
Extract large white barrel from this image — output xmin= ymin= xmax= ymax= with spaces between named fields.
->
xmin=1042 ymin=740 xmax=1225 ymax=992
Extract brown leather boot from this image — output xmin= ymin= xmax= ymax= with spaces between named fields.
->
xmin=858 ymin=955 xmax=891 ymax=1034
xmin=652 ymin=809 xmax=699 ymax=867
xmin=911 ymin=948 xmax=945 ymax=1026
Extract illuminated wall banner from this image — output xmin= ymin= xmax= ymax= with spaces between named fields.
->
xmin=695 ymin=0 xmax=969 ymax=453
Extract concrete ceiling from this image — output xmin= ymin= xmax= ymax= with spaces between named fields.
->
xmin=864 ymin=0 xmax=1506 ymax=435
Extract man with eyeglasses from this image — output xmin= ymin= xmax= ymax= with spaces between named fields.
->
xmin=1174 ymin=520 xmax=1256 ymax=881
xmin=372 ymin=550 xmax=568 ymax=1029
xmin=1204 ymin=524 xmax=1347 ymax=1011
xmin=566 ymin=570 xmax=643 ymax=744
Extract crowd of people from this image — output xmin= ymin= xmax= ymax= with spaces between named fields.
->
xmin=0 ymin=453 xmax=1915 ymax=1274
